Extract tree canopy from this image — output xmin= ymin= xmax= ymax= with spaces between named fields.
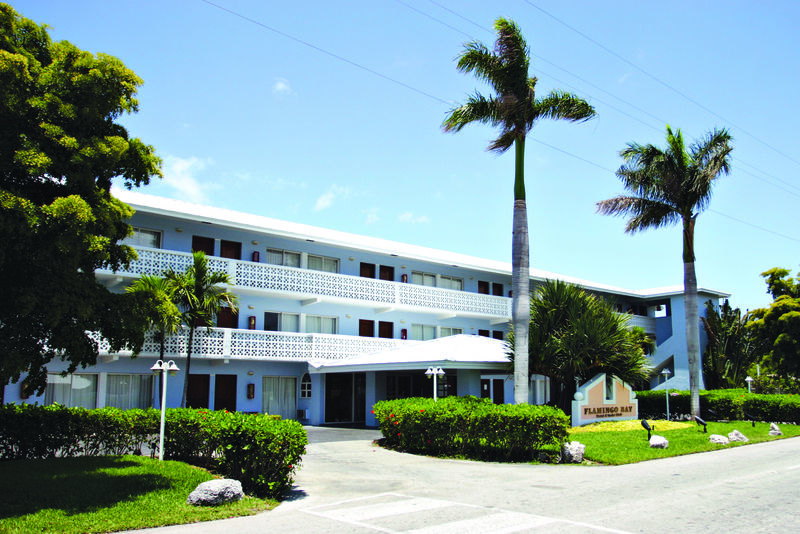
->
xmin=701 ymin=299 xmax=763 ymax=389
xmin=0 ymin=4 xmax=161 ymax=393
xmin=749 ymin=268 xmax=800 ymax=378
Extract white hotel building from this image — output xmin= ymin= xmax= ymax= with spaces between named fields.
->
xmin=4 ymin=192 xmax=727 ymax=426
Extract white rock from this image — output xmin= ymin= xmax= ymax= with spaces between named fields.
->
xmin=187 ymin=479 xmax=244 ymax=506
xmin=728 ymin=430 xmax=749 ymax=442
xmin=649 ymin=435 xmax=669 ymax=449
xmin=709 ymin=434 xmax=730 ymax=445
xmin=561 ymin=441 xmax=585 ymax=463
xmin=769 ymin=423 xmax=783 ymax=436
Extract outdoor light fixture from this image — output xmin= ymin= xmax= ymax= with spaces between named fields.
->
xmin=744 ymin=412 xmax=756 ymax=428
xmin=694 ymin=415 xmax=707 ymax=433
xmin=745 ymin=376 xmax=754 ymax=394
xmin=641 ymin=419 xmax=652 ymax=441
xmin=425 ymin=366 xmax=445 ymax=401
xmin=150 ymin=359 xmax=180 ymax=461
xmin=661 ymin=368 xmax=671 ymax=421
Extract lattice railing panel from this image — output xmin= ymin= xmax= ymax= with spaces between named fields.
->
xmin=103 ymin=247 xmax=511 ymax=318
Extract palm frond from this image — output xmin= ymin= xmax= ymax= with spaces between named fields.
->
xmin=442 ymin=93 xmax=500 ymax=132
xmin=487 ymin=129 xmax=517 ymax=153
xmin=596 ymin=196 xmax=679 ymax=233
xmin=534 ymin=90 xmax=596 ymax=123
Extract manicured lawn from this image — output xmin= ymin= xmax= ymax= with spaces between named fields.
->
xmin=0 ymin=455 xmax=276 ymax=534
xmin=570 ymin=419 xmax=800 ymax=465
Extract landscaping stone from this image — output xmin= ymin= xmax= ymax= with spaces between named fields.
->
xmin=728 ymin=430 xmax=749 ymax=443
xmin=649 ymin=435 xmax=668 ymax=449
xmin=709 ymin=434 xmax=730 ymax=445
xmin=187 ymin=479 xmax=243 ymax=506
xmin=561 ymin=441 xmax=585 ymax=463
xmin=769 ymin=423 xmax=783 ymax=436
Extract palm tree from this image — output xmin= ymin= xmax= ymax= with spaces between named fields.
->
xmin=166 ymin=251 xmax=238 ymax=408
xmin=596 ymin=126 xmax=732 ymax=417
xmin=443 ymin=18 xmax=595 ymax=404
xmin=126 ymin=274 xmax=181 ymax=362
xmin=126 ymin=274 xmax=181 ymax=407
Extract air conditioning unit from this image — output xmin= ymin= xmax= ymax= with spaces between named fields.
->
xmin=296 ymin=409 xmax=309 ymax=420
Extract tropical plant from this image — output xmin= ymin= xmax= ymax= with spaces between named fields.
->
xmin=701 ymin=299 xmax=763 ymax=389
xmin=749 ymin=267 xmax=800 ymax=378
xmin=443 ymin=18 xmax=595 ymax=404
xmin=596 ymin=125 xmax=733 ymax=417
xmin=126 ymin=275 xmax=181 ymax=363
xmin=166 ymin=252 xmax=238 ymax=407
xmin=512 ymin=280 xmax=650 ymax=413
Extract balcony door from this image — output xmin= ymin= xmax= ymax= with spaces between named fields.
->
xmin=220 ymin=240 xmax=241 ymax=260
xmin=360 ymin=262 xmax=376 ymax=278
xmin=325 ymin=372 xmax=366 ymax=423
xmin=217 ymin=307 xmax=238 ymax=329
xmin=359 ymin=319 xmax=374 ymax=337
xmin=214 ymin=374 xmax=237 ymax=412
xmin=192 ymin=235 xmax=215 ymax=256
xmin=187 ymin=374 xmax=210 ymax=409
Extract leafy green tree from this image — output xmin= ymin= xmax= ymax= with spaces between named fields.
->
xmin=443 ymin=18 xmax=595 ymax=404
xmin=511 ymin=280 xmax=650 ymax=412
xmin=596 ymin=126 xmax=732 ymax=417
xmin=701 ymin=299 xmax=763 ymax=389
xmin=0 ymin=4 xmax=161 ymax=393
xmin=166 ymin=252 xmax=238 ymax=408
xmin=749 ymin=268 xmax=800 ymax=378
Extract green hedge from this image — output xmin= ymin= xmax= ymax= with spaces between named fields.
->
xmin=0 ymin=404 xmax=306 ymax=498
xmin=635 ymin=389 xmax=800 ymax=424
xmin=373 ymin=396 xmax=569 ymax=461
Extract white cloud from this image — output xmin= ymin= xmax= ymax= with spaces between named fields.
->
xmin=273 ymin=77 xmax=293 ymax=97
xmin=365 ymin=207 xmax=380 ymax=224
xmin=162 ymin=155 xmax=214 ymax=203
xmin=313 ymin=184 xmax=351 ymax=212
xmin=398 ymin=211 xmax=430 ymax=224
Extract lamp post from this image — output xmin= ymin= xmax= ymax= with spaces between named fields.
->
xmin=745 ymin=375 xmax=754 ymax=394
xmin=661 ymin=368 xmax=671 ymax=421
xmin=425 ymin=367 xmax=445 ymax=401
xmin=150 ymin=359 xmax=180 ymax=461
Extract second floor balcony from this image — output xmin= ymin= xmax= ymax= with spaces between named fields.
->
xmin=97 ymin=247 xmax=512 ymax=321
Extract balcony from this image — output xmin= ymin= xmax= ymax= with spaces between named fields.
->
xmin=625 ymin=314 xmax=657 ymax=335
xmin=94 ymin=327 xmax=414 ymax=362
xmin=97 ymin=247 xmax=512 ymax=320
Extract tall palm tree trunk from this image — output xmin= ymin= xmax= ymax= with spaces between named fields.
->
xmin=181 ymin=326 xmax=195 ymax=408
xmin=683 ymin=217 xmax=701 ymax=417
xmin=512 ymin=139 xmax=530 ymax=404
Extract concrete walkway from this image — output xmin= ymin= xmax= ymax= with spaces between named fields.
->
xmin=129 ymin=427 xmax=800 ymax=533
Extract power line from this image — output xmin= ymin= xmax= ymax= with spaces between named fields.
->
xmin=198 ymin=0 xmax=798 ymax=245
xmin=521 ymin=0 xmax=800 ymax=169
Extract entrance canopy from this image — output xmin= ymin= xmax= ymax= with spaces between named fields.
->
xmin=308 ymin=334 xmax=510 ymax=373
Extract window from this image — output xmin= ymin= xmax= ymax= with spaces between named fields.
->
xmin=106 ymin=374 xmax=154 ymax=409
xmin=300 ymin=373 xmax=312 ymax=398
xmin=412 ymin=324 xmax=436 ymax=341
xmin=45 ymin=374 xmax=97 ymax=409
xmin=378 ymin=321 xmax=393 ymax=339
xmin=262 ymin=376 xmax=297 ymax=420
xmin=123 ymin=227 xmax=161 ymax=248
xmin=492 ymin=283 xmax=504 ymax=296
xmin=308 ymin=254 xmax=339 ymax=273
xmin=439 ymin=275 xmax=463 ymax=291
xmin=306 ymin=315 xmax=337 ymax=334
xmin=478 ymin=329 xmax=490 ymax=337
xmin=264 ymin=312 xmax=299 ymax=332
xmin=605 ymin=376 xmax=615 ymax=401
xmin=478 ymin=281 xmax=490 ymax=294
xmin=492 ymin=330 xmax=505 ymax=340
xmin=440 ymin=327 xmax=462 ymax=337
xmin=266 ymin=248 xmax=300 ymax=268
xmin=412 ymin=271 xmax=436 ymax=287
xmin=437 ymin=374 xmax=457 ymax=399
xmin=360 ymin=262 xmax=376 ymax=278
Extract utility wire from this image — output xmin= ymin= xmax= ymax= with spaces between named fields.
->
xmin=521 ymin=0 xmax=800 ymax=169
xmin=198 ymin=0 xmax=798 ymax=244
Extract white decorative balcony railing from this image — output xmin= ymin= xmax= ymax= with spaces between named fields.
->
xmin=94 ymin=327 xmax=413 ymax=362
xmin=625 ymin=314 xmax=657 ymax=334
xmin=99 ymin=247 xmax=512 ymax=319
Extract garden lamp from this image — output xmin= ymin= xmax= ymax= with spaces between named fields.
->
xmin=150 ymin=359 xmax=180 ymax=461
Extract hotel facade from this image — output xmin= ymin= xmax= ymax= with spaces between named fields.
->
xmin=3 ymin=192 xmax=727 ymax=426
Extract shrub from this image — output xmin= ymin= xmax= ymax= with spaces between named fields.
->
xmin=373 ymin=396 xmax=569 ymax=461
xmin=0 ymin=404 xmax=306 ymax=498
xmin=635 ymin=389 xmax=799 ymax=424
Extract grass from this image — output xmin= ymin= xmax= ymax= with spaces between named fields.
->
xmin=0 ymin=455 xmax=276 ymax=534
xmin=569 ymin=419 xmax=800 ymax=465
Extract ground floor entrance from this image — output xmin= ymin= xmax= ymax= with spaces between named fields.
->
xmin=324 ymin=372 xmax=366 ymax=424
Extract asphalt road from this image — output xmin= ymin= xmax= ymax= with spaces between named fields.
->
xmin=131 ymin=426 xmax=800 ymax=533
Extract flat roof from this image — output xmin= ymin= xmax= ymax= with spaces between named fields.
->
xmin=114 ymin=190 xmax=730 ymax=300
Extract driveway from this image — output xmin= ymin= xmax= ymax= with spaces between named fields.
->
xmin=131 ymin=427 xmax=800 ymax=533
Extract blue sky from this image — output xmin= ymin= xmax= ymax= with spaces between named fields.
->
xmin=18 ymin=0 xmax=800 ymax=311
